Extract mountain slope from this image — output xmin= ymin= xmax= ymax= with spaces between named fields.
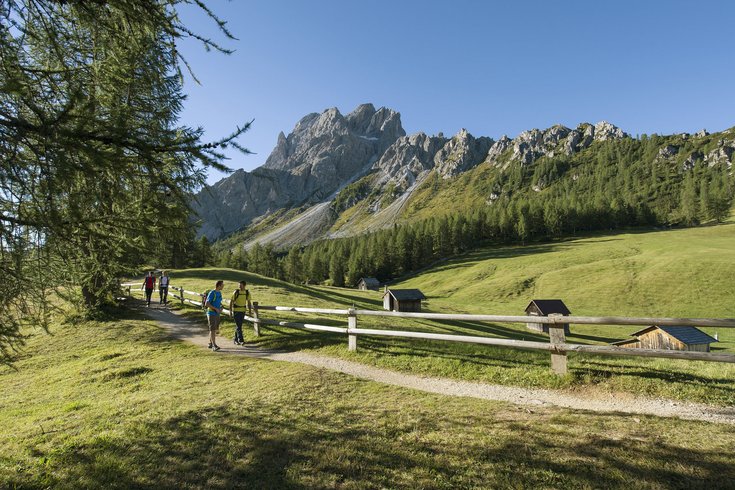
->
xmin=199 ymin=103 xmax=734 ymax=251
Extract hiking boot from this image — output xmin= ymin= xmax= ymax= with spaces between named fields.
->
xmin=213 ymin=345 xmax=221 ymax=351
xmin=207 ymin=342 xmax=212 ymax=349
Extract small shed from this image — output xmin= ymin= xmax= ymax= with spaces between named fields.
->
xmin=612 ymin=325 xmax=718 ymax=352
xmin=383 ymin=289 xmax=426 ymax=312
xmin=525 ymin=299 xmax=571 ymax=335
xmin=357 ymin=277 xmax=381 ymax=291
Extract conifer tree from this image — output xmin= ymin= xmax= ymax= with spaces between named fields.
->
xmin=0 ymin=1 xmax=250 ymax=361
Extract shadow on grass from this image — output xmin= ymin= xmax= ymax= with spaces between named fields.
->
xmin=577 ymin=360 xmax=735 ymax=395
xmin=19 ymin=403 xmax=735 ymax=489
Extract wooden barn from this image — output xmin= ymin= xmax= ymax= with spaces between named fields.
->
xmin=356 ymin=277 xmax=381 ymax=291
xmin=383 ymin=289 xmax=426 ymax=312
xmin=525 ymin=299 xmax=571 ymax=334
xmin=612 ymin=325 xmax=718 ymax=352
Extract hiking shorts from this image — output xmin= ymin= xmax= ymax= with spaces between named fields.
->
xmin=207 ymin=314 xmax=220 ymax=332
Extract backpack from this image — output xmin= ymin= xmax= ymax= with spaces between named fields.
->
xmin=202 ymin=290 xmax=211 ymax=309
xmin=232 ymin=289 xmax=249 ymax=303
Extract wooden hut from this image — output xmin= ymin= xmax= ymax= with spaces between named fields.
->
xmin=356 ymin=277 xmax=381 ymax=291
xmin=383 ymin=289 xmax=426 ymax=312
xmin=525 ymin=299 xmax=571 ymax=334
xmin=612 ymin=325 xmax=718 ymax=352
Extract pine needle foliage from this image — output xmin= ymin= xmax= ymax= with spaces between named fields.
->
xmin=0 ymin=0 xmax=250 ymax=363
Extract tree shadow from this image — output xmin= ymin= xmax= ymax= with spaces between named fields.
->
xmin=20 ymin=402 xmax=735 ymax=489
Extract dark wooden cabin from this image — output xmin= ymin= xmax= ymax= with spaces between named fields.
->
xmin=612 ymin=325 xmax=717 ymax=352
xmin=356 ymin=277 xmax=381 ymax=291
xmin=525 ymin=299 xmax=571 ymax=335
xmin=383 ymin=289 xmax=426 ymax=312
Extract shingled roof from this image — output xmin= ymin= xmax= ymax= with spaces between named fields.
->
xmin=525 ymin=299 xmax=571 ymax=316
xmin=630 ymin=325 xmax=718 ymax=345
xmin=384 ymin=289 xmax=426 ymax=301
xmin=358 ymin=277 xmax=381 ymax=288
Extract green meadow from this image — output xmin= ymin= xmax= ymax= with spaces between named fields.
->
xmin=2 ymin=310 xmax=735 ymax=488
xmin=3 ymin=222 xmax=735 ymax=487
xmin=152 ymin=222 xmax=735 ymax=405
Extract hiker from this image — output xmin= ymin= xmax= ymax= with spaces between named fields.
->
xmin=159 ymin=270 xmax=170 ymax=304
xmin=230 ymin=280 xmax=253 ymax=345
xmin=205 ymin=280 xmax=224 ymax=351
xmin=141 ymin=271 xmax=156 ymax=307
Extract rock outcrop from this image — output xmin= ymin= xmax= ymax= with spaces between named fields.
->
xmin=434 ymin=129 xmax=493 ymax=178
xmin=483 ymin=121 xmax=628 ymax=169
xmin=372 ymin=132 xmax=447 ymax=191
xmin=704 ymin=140 xmax=735 ymax=168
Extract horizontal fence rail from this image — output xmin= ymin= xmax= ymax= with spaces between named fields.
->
xmin=354 ymin=310 xmax=735 ymax=329
xmin=120 ymin=283 xmax=735 ymax=374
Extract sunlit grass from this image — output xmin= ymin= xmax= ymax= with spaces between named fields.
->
xmin=2 ymin=310 xmax=735 ymax=488
xmin=142 ymin=222 xmax=735 ymax=406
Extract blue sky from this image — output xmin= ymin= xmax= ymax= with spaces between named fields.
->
xmin=176 ymin=1 xmax=735 ymax=185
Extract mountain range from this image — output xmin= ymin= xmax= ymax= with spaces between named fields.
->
xmin=193 ymin=103 xmax=734 ymax=249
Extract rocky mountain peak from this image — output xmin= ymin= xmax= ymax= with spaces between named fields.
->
xmin=434 ymin=129 xmax=493 ymax=178
xmin=593 ymin=121 xmax=627 ymax=141
xmin=195 ymin=103 xmax=406 ymax=240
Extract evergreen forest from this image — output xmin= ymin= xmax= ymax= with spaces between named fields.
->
xmin=213 ymin=132 xmax=735 ymax=286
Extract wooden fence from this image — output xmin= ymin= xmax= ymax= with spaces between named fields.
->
xmin=121 ymin=283 xmax=735 ymax=375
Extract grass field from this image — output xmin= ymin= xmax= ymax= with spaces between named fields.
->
xmin=2 ymin=309 xmax=735 ymax=488
xmin=136 ymin=221 xmax=735 ymax=407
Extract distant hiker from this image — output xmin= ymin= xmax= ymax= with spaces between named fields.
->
xmin=230 ymin=280 xmax=253 ymax=345
xmin=205 ymin=280 xmax=224 ymax=351
xmin=141 ymin=271 xmax=156 ymax=307
xmin=159 ymin=271 xmax=170 ymax=304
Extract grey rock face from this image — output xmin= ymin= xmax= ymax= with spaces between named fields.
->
xmin=564 ymin=130 xmax=582 ymax=155
xmin=434 ymin=129 xmax=493 ymax=178
xmin=193 ymin=104 xmax=405 ymax=240
xmin=682 ymin=151 xmax=703 ymax=171
xmin=657 ymin=145 xmax=679 ymax=160
xmin=704 ymin=140 xmax=734 ymax=168
xmin=510 ymin=125 xmax=571 ymax=166
xmin=593 ymin=121 xmax=627 ymax=141
xmin=484 ymin=135 xmax=512 ymax=166
xmin=373 ymin=132 xmax=448 ymax=190
xmin=484 ymin=121 xmax=629 ymax=169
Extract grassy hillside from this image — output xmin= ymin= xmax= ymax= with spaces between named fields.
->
xmin=400 ymin=222 xmax=735 ymax=319
xmin=150 ymin=222 xmax=735 ymax=405
xmin=3 ymin=309 xmax=735 ymax=488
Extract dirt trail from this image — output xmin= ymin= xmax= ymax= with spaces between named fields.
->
xmin=137 ymin=301 xmax=735 ymax=425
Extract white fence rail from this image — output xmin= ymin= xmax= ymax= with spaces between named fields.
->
xmin=120 ymin=282 xmax=735 ymax=375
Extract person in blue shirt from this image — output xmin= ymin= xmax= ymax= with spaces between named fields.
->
xmin=205 ymin=280 xmax=224 ymax=351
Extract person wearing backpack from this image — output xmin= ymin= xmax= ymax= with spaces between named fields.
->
xmin=159 ymin=270 xmax=170 ymax=304
xmin=140 ymin=271 xmax=156 ymax=307
xmin=229 ymin=280 xmax=252 ymax=346
xmin=204 ymin=280 xmax=224 ymax=351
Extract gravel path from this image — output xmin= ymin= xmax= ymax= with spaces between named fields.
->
xmin=138 ymin=301 xmax=735 ymax=425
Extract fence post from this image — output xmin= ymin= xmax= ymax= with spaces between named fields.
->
xmin=252 ymin=301 xmax=261 ymax=337
xmin=348 ymin=308 xmax=357 ymax=351
xmin=548 ymin=313 xmax=568 ymax=375
xmin=179 ymin=287 xmax=184 ymax=305
xmin=126 ymin=285 xmax=131 ymax=297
